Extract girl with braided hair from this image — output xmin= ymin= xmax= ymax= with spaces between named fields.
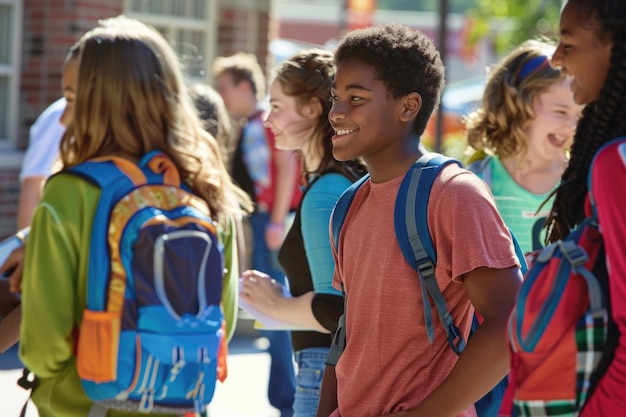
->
xmin=239 ymin=49 xmax=366 ymax=417
xmin=514 ymin=0 xmax=626 ymax=415
xmin=546 ymin=0 xmax=626 ymax=243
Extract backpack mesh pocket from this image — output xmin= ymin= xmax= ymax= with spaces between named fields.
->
xmin=77 ymin=309 xmax=120 ymax=383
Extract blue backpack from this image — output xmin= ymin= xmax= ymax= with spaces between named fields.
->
xmin=329 ymin=153 xmax=527 ymax=417
xmin=69 ymin=151 xmax=228 ymax=416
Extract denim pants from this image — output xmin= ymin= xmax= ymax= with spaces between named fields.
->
xmin=293 ymin=347 xmax=329 ymax=417
xmin=249 ymin=212 xmax=296 ymax=417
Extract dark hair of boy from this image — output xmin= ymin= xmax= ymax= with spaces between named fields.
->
xmin=333 ymin=23 xmax=445 ymax=138
xmin=545 ymin=0 xmax=626 ymax=242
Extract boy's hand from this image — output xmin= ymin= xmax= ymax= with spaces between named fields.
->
xmin=0 ymin=245 xmax=26 ymax=293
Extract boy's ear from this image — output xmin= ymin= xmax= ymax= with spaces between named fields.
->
xmin=399 ymin=92 xmax=422 ymax=122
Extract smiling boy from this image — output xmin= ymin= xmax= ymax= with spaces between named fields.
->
xmin=316 ymin=24 xmax=523 ymax=417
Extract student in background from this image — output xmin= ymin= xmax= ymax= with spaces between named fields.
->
xmin=316 ymin=23 xmax=522 ymax=417
xmin=465 ymin=39 xmax=581 ymax=254
xmin=511 ymin=0 xmax=626 ymax=415
xmin=190 ymin=83 xmax=237 ymax=169
xmin=240 ymin=49 xmax=366 ymax=417
xmin=214 ymin=52 xmax=299 ymax=417
xmin=190 ymin=82 xmax=248 ymax=281
xmin=18 ymin=99 xmax=65 ymax=229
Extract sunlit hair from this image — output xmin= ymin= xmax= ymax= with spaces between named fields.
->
xmin=333 ymin=23 xmax=445 ymax=137
xmin=465 ymin=39 xmax=564 ymax=160
xmin=271 ymin=49 xmax=366 ymax=182
xmin=545 ymin=0 xmax=626 ymax=242
xmin=212 ymin=52 xmax=266 ymax=102
xmin=60 ymin=15 xmax=250 ymax=224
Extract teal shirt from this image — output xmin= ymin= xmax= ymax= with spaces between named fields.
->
xmin=300 ymin=172 xmax=353 ymax=296
xmin=475 ymin=156 xmax=555 ymax=253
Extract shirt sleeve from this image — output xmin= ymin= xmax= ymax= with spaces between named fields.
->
xmin=19 ymin=173 xmax=98 ymax=378
xmin=20 ymin=98 xmax=66 ymax=181
xmin=219 ymin=215 xmax=239 ymax=342
xmin=301 ymin=173 xmax=351 ymax=331
xmin=301 ymin=173 xmax=352 ymax=296
xmin=429 ymin=166 xmax=520 ymax=282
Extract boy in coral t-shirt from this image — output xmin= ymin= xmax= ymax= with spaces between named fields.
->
xmin=316 ymin=24 xmax=523 ymax=417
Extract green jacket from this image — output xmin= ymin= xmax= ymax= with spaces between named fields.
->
xmin=19 ymin=172 xmax=239 ymax=417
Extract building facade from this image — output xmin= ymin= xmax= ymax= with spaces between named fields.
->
xmin=0 ymin=0 xmax=273 ymax=238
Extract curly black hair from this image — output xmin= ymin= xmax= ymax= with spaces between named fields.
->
xmin=333 ymin=23 xmax=445 ymax=137
xmin=545 ymin=0 xmax=626 ymax=242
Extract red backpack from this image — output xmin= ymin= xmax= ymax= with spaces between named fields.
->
xmin=506 ymin=140 xmax=625 ymax=416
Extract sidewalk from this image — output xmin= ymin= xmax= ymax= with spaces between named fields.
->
xmin=0 ymin=319 xmax=283 ymax=417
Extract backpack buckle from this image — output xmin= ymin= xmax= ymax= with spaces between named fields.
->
xmin=416 ymin=260 xmax=435 ymax=280
xmin=17 ymin=368 xmax=37 ymax=391
xmin=559 ymin=240 xmax=589 ymax=267
xmin=447 ymin=323 xmax=466 ymax=356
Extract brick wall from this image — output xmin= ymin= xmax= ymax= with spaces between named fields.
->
xmin=0 ymin=169 xmax=20 ymax=240
xmin=217 ymin=1 xmax=274 ymax=78
xmin=2 ymin=0 xmax=272 ymax=238
xmin=18 ymin=0 xmax=273 ymax=145
xmin=0 ymin=0 xmax=123 ymax=238
xmin=19 ymin=0 xmax=124 ymax=146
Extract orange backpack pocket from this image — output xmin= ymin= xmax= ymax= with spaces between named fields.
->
xmin=77 ymin=309 xmax=121 ymax=383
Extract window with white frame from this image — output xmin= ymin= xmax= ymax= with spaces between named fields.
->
xmin=0 ymin=0 xmax=22 ymax=147
xmin=124 ymin=0 xmax=218 ymax=83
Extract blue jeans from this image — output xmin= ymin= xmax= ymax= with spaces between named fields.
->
xmin=293 ymin=348 xmax=328 ymax=417
xmin=249 ymin=212 xmax=296 ymax=417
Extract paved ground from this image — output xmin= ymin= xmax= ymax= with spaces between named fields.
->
xmin=0 ymin=318 xmax=283 ymax=417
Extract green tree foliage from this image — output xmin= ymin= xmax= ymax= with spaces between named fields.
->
xmin=378 ymin=0 xmax=476 ymax=13
xmin=377 ymin=0 xmax=562 ymax=53
xmin=466 ymin=0 xmax=562 ymax=54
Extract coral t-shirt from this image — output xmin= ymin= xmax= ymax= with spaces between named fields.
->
xmin=332 ymin=164 xmax=519 ymax=417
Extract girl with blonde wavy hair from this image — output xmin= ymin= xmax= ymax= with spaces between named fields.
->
xmin=17 ymin=16 xmax=249 ymax=417
xmin=465 ymin=39 xmax=581 ymax=254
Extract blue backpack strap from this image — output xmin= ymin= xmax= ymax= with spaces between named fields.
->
xmin=331 ymin=173 xmax=371 ymax=253
xmin=67 ymin=159 xmax=146 ymax=311
xmin=394 ymin=153 xmax=466 ymax=355
xmin=466 ymin=155 xmax=492 ymax=187
xmin=326 ymin=173 xmax=369 ymax=366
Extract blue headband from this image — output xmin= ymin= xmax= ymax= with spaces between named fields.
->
xmin=518 ymin=55 xmax=550 ymax=80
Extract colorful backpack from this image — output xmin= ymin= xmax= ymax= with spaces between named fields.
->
xmin=506 ymin=141 xmax=623 ymax=417
xmin=69 ymin=151 xmax=228 ymax=416
xmin=328 ymin=153 xmax=527 ymax=417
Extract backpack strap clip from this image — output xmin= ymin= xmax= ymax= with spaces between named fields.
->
xmin=559 ymin=240 xmax=589 ymax=267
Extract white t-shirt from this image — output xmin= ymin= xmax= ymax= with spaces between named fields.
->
xmin=20 ymin=98 xmax=66 ymax=181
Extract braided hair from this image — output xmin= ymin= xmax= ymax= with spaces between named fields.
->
xmin=545 ymin=0 xmax=626 ymax=242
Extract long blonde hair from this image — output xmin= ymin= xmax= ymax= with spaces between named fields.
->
xmin=60 ymin=16 xmax=250 ymax=224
